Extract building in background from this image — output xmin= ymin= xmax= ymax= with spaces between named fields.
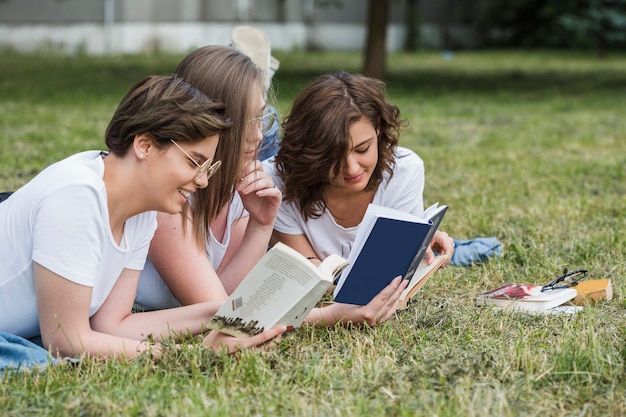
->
xmin=0 ymin=0 xmax=473 ymax=55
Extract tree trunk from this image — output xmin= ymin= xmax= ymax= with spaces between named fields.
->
xmin=404 ymin=0 xmax=420 ymax=52
xmin=363 ymin=0 xmax=390 ymax=80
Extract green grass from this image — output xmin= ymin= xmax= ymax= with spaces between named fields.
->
xmin=1 ymin=49 xmax=626 ymax=416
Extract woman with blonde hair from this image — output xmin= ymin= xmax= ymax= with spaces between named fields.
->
xmin=136 ymin=45 xmax=281 ymax=308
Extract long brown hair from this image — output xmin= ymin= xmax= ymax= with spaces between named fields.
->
xmin=276 ymin=71 xmax=406 ymax=221
xmin=106 ymin=74 xmax=230 ymax=155
xmin=174 ymin=45 xmax=264 ymax=247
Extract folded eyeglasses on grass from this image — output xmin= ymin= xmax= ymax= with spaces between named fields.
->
xmin=541 ymin=269 xmax=588 ymax=292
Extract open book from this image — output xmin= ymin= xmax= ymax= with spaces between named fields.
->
xmin=397 ymin=255 xmax=448 ymax=310
xmin=208 ymin=242 xmax=348 ymax=338
xmin=333 ymin=202 xmax=448 ymax=307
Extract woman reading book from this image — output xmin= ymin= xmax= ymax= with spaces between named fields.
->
xmin=134 ymin=45 xmax=283 ymax=310
xmin=264 ymin=71 xmax=455 ymax=326
xmin=0 ymin=75 xmax=285 ymax=366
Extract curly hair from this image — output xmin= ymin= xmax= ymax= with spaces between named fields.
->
xmin=275 ymin=72 xmax=406 ymax=221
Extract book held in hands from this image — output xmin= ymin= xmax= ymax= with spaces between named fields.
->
xmin=208 ymin=242 xmax=348 ymax=338
xmin=333 ymin=202 xmax=448 ymax=307
xmin=397 ymin=255 xmax=448 ymax=310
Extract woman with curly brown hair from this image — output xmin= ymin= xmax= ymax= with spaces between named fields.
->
xmin=265 ymin=72 xmax=455 ymax=327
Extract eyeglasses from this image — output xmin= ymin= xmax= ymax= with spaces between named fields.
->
xmin=249 ymin=108 xmax=277 ymax=136
xmin=541 ymin=269 xmax=588 ymax=292
xmin=169 ymin=139 xmax=221 ymax=181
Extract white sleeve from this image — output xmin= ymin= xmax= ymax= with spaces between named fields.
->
xmin=273 ymin=200 xmax=307 ymax=235
xmin=376 ymin=148 xmax=425 ymax=217
xmin=32 ymin=183 xmax=107 ymax=287
xmin=124 ymin=212 xmax=158 ymax=271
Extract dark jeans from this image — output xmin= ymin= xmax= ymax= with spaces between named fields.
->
xmin=0 ymin=192 xmax=13 ymax=203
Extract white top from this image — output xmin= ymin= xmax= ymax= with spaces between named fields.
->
xmin=263 ymin=147 xmax=425 ymax=260
xmin=0 ymin=151 xmax=157 ymax=338
xmin=135 ymin=193 xmax=248 ymax=310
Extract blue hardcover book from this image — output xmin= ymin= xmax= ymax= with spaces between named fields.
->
xmin=333 ymin=203 xmax=448 ymax=306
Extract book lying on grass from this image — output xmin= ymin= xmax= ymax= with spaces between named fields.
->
xmin=568 ymin=279 xmax=613 ymax=306
xmin=543 ymin=305 xmax=584 ymax=315
xmin=333 ymin=202 xmax=448 ymax=306
xmin=476 ymin=283 xmax=578 ymax=312
xmin=501 ymin=304 xmax=583 ymax=316
xmin=208 ymin=242 xmax=348 ymax=337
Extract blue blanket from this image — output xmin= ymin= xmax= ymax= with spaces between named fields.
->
xmin=450 ymin=237 xmax=503 ymax=267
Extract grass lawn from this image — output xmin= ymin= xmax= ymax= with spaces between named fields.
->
xmin=1 ymin=49 xmax=625 ymax=416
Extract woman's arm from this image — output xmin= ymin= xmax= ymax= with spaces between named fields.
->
xmin=34 ymin=262 xmax=183 ymax=358
xmin=35 ymin=263 xmax=284 ymax=359
xmin=148 ymin=211 xmax=228 ymax=304
xmin=304 ymin=276 xmax=408 ymax=327
xmin=91 ymin=266 xmax=223 ymax=341
xmin=272 ymin=231 xmax=408 ymax=327
xmin=270 ymin=230 xmax=321 ymax=265
xmin=216 ymin=215 xmax=269 ymax=294
xmin=217 ymin=159 xmax=282 ymax=293
xmin=99 ymin=266 xmax=287 ymax=354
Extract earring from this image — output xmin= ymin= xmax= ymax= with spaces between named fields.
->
xmin=139 ymin=153 xmax=145 ymax=158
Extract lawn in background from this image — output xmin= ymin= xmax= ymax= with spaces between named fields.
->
xmin=1 ymin=49 xmax=625 ymax=416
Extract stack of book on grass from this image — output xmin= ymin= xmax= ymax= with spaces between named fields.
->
xmin=476 ymin=283 xmax=580 ymax=314
xmin=477 ymin=270 xmax=613 ymax=315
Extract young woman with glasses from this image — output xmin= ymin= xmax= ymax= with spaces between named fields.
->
xmin=264 ymin=72 xmax=456 ymax=327
xmin=135 ymin=45 xmax=283 ymax=311
xmin=0 ymin=75 xmax=285 ymax=363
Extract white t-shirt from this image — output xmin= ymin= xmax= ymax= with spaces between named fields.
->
xmin=263 ymin=147 xmax=425 ymax=260
xmin=135 ymin=193 xmax=248 ymax=310
xmin=0 ymin=151 xmax=157 ymax=338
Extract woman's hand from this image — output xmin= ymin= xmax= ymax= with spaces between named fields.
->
xmin=309 ymin=276 xmax=409 ymax=327
xmin=425 ymin=230 xmax=455 ymax=267
xmin=202 ymin=325 xmax=287 ymax=354
xmin=236 ymin=159 xmax=281 ymax=227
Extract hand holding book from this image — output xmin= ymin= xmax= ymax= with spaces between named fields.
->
xmin=334 ymin=202 xmax=449 ymax=306
xmin=424 ymin=230 xmax=454 ymax=266
xmin=208 ymin=242 xmax=349 ymax=337
xmin=310 ymin=276 xmax=410 ymax=327
xmin=208 ymin=202 xmax=450 ymax=337
xmin=203 ymin=325 xmax=288 ymax=354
